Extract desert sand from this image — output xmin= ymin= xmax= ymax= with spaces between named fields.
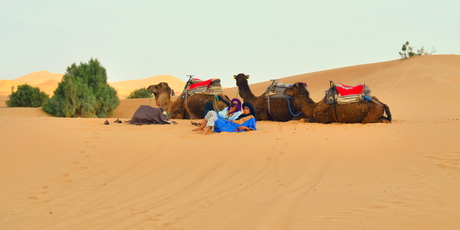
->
xmin=1 ymin=55 xmax=459 ymax=229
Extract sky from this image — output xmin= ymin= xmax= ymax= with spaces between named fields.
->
xmin=1 ymin=0 xmax=459 ymax=87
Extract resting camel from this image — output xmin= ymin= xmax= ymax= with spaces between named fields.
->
xmin=283 ymin=82 xmax=392 ymax=123
xmin=233 ymin=73 xmax=300 ymax=121
xmin=147 ymin=82 xmax=230 ymax=119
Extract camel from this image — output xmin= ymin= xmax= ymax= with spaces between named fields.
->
xmin=146 ymin=82 xmax=185 ymax=118
xmin=283 ymin=82 xmax=392 ymax=124
xmin=233 ymin=73 xmax=301 ymax=121
xmin=147 ymin=82 xmax=230 ymax=119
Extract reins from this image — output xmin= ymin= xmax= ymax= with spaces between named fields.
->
xmin=329 ymin=80 xmax=340 ymax=122
xmin=266 ymin=79 xmax=278 ymax=121
xmin=213 ymin=94 xmax=223 ymax=112
xmin=148 ymin=91 xmax=153 ymax=106
xmin=284 ymin=94 xmax=302 ymax=116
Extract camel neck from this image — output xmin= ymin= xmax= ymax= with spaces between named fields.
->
xmin=237 ymin=81 xmax=257 ymax=102
xmin=292 ymin=95 xmax=316 ymax=118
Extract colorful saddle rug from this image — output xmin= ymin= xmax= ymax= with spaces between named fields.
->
xmin=326 ymin=82 xmax=371 ymax=104
xmin=336 ymin=83 xmax=365 ymax=96
xmin=181 ymin=78 xmax=223 ymax=98
xmin=264 ymin=82 xmax=294 ymax=99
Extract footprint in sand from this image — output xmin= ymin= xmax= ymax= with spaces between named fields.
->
xmin=74 ymin=166 xmax=88 ymax=171
xmin=61 ymin=179 xmax=72 ymax=183
xmin=62 ymin=173 xmax=70 ymax=177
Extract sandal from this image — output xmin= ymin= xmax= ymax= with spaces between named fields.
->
xmin=191 ymin=121 xmax=203 ymax=126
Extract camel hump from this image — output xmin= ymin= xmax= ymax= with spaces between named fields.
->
xmin=326 ymin=82 xmax=373 ymax=105
xmin=181 ymin=78 xmax=224 ymax=99
xmin=264 ymin=81 xmax=294 ymax=99
xmin=336 ymin=83 xmax=365 ymax=96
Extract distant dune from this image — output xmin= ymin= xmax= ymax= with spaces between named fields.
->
xmin=0 ymin=71 xmax=186 ymax=99
xmin=14 ymin=70 xmax=63 ymax=85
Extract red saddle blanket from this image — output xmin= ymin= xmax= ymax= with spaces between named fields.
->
xmin=335 ymin=83 xmax=364 ymax=96
xmin=189 ymin=78 xmax=214 ymax=89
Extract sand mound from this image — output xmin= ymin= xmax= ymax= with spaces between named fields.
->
xmin=1 ymin=55 xmax=459 ymax=229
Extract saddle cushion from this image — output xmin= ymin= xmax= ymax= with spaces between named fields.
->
xmin=264 ymin=82 xmax=293 ymax=99
xmin=189 ymin=78 xmax=214 ymax=89
xmin=182 ymin=78 xmax=223 ymax=98
xmin=335 ymin=83 xmax=365 ymax=96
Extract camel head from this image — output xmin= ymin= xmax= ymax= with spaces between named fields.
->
xmin=233 ymin=73 xmax=250 ymax=87
xmin=147 ymin=82 xmax=171 ymax=99
xmin=233 ymin=73 xmax=249 ymax=80
xmin=147 ymin=82 xmax=172 ymax=98
xmin=284 ymin=82 xmax=309 ymax=98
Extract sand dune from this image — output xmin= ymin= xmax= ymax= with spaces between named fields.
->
xmin=14 ymin=70 xmax=63 ymax=85
xmin=0 ymin=71 xmax=185 ymax=99
xmin=1 ymin=55 xmax=460 ymax=229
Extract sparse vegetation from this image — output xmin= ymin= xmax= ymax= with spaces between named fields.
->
xmin=6 ymin=84 xmax=49 ymax=107
xmin=42 ymin=58 xmax=120 ymax=117
xmin=399 ymin=41 xmax=436 ymax=59
xmin=126 ymin=88 xmax=152 ymax=99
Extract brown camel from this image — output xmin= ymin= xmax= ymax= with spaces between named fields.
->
xmin=147 ymin=82 xmax=185 ymax=118
xmin=147 ymin=82 xmax=229 ymax=119
xmin=283 ymin=82 xmax=392 ymax=124
xmin=233 ymin=73 xmax=301 ymax=121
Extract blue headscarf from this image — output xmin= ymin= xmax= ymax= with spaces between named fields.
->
xmin=236 ymin=102 xmax=256 ymax=120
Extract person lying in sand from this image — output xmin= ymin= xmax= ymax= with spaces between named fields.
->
xmin=192 ymin=102 xmax=257 ymax=135
xmin=191 ymin=97 xmax=242 ymax=127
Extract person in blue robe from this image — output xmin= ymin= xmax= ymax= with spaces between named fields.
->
xmin=192 ymin=102 xmax=256 ymax=135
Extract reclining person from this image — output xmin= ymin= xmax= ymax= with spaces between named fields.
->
xmin=192 ymin=102 xmax=257 ymax=135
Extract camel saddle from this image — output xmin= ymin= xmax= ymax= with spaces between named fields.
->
xmin=180 ymin=78 xmax=224 ymax=99
xmin=264 ymin=82 xmax=293 ymax=99
xmin=326 ymin=83 xmax=372 ymax=104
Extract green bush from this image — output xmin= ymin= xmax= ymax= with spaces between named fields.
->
xmin=126 ymin=88 xmax=152 ymax=99
xmin=399 ymin=41 xmax=436 ymax=59
xmin=6 ymin=84 xmax=49 ymax=107
xmin=42 ymin=58 xmax=120 ymax=117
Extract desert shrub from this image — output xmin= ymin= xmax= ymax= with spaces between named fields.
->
xmin=42 ymin=58 xmax=120 ymax=117
xmin=126 ymin=88 xmax=152 ymax=99
xmin=399 ymin=41 xmax=436 ymax=59
xmin=6 ymin=84 xmax=49 ymax=107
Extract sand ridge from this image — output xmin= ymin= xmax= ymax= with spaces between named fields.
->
xmin=1 ymin=55 xmax=460 ymax=229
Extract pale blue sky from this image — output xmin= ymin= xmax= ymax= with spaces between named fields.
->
xmin=1 ymin=0 xmax=459 ymax=87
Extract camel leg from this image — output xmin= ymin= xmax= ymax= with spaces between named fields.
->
xmin=257 ymin=110 xmax=270 ymax=121
xmin=361 ymin=107 xmax=385 ymax=124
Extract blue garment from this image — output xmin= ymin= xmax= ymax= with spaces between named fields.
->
xmin=213 ymin=117 xmax=257 ymax=133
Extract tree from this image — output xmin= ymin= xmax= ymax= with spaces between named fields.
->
xmin=399 ymin=41 xmax=436 ymax=59
xmin=6 ymin=83 xmax=49 ymax=107
xmin=126 ymin=88 xmax=152 ymax=99
xmin=42 ymin=58 xmax=120 ymax=117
